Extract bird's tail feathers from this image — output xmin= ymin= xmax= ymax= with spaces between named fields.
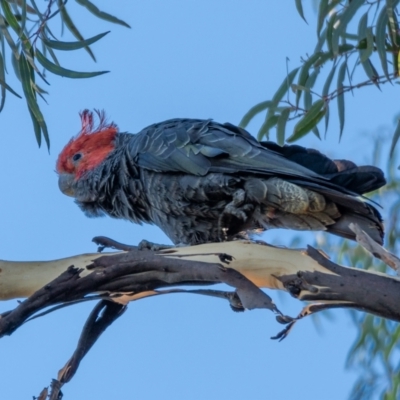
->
xmin=261 ymin=142 xmax=386 ymax=195
xmin=327 ymin=163 xmax=385 ymax=195
xmin=326 ymin=210 xmax=384 ymax=245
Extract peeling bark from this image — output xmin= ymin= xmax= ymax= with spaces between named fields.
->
xmin=0 ymin=232 xmax=399 ymax=399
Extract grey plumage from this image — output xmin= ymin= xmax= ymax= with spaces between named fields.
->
xmin=58 ymin=117 xmax=385 ymax=245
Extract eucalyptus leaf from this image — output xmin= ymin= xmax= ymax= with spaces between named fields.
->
xmin=11 ymin=50 xmax=20 ymax=81
xmin=0 ymin=15 xmax=19 ymax=59
xmin=393 ymin=50 xmax=400 ymax=77
xmin=357 ymin=12 xmax=368 ymax=61
xmin=295 ymin=0 xmax=307 ymax=23
xmin=317 ymin=0 xmax=329 ymax=37
xmin=19 ymin=0 xmax=27 ymax=32
xmin=1 ymin=0 xmax=31 ymax=49
xmin=276 ymin=108 xmax=291 ymax=145
xmin=35 ymin=49 xmax=109 ymax=78
xmin=18 ymin=52 xmax=49 ymax=148
xmin=390 ymin=118 xmax=400 ymax=157
xmin=314 ymin=27 xmax=327 ymax=53
xmin=0 ymin=51 xmax=5 ymax=111
xmin=361 ymin=27 xmax=374 ymax=62
xmin=318 ymin=0 xmax=342 ymax=39
xmin=257 ymin=114 xmax=279 ymax=141
xmin=239 ymin=100 xmax=273 ymax=128
xmin=272 ymin=67 xmax=300 ymax=106
xmin=322 ymin=63 xmax=338 ymax=136
xmin=28 ymin=104 xmax=41 ymax=146
xmin=29 ymin=0 xmax=43 ymax=17
xmin=58 ymin=1 xmax=96 ymax=61
xmin=337 ymin=60 xmax=347 ymax=140
xmin=323 ymin=103 xmax=330 ymax=136
xmin=326 ymin=10 xmax=338 ymax=55
xmin=342 ymin=32 xmax=359 ymax=41
xmin=313 ymin=52 xmax=332 ymax=68
xmin=0 ymin=28 xmax=5 ymax=74
xmin=304 ymin=68 xmax=320 ymax=110
xmin=10 ymin=0 xmax=35 ymax=14
xmin=296 ymin=52 xmax=322 ymax=107
xmin=312 ymin=125 xmax=321 ymax=139
xmin=388 ymin=5 xmax=400 ymax=75
xmin=386 ymin=0 xmax=400 ymax=46
xmin=45 ymin=45 xmax=60 ymax=66
xmin=322 ymin=63 xmax=337 ymax=99
xmin=313 ymin=46 xmax=354 ymax=68
xmin=361 ymin=58 xmax=380 ymax=88
xmin=43 ymin=31 xmax=110 ymax=51
xmin=331 ymin=0 xmax=364 ymax=56
xmin=263 ymin=67 xmax=300 ymax=134
xmin=75 ymin=0 xmax=131 ymax=28
xmin=357 ymin=11 xmax=368 ymax=40
xmin=0 ymin=75 xmax=22 ymax=98
xmin=1 ymin=0 xmax=22 ymax=34
xmin=291 ymin=84 xmax=310 ymax=93
xmin=287 ymin=99 xmax=326 ymax=142
xmin=376 ymin=5 xmax=390 ymax=80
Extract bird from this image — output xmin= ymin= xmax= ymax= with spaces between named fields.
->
xmin=56 ymin=110 xmax=385 ymax=246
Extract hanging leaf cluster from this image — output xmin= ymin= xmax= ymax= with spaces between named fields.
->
xmin=240 ymin=0 xmax=400 ymax=149
xmin=0 ymin=0 xmax=130 ymax=148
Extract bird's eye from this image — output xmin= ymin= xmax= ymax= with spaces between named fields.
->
xmin=72 ymin=153 xmax=82 ymax=162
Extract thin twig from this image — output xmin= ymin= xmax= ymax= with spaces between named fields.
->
xmin=349 ymin=223 xmax=400 ymax=274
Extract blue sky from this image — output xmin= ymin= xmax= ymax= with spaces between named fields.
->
xmin=0 ymin=1 xmax=398 ymax=399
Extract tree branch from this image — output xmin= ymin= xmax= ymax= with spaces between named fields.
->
xmin=0 ymin=233 xmax=399 ymax=398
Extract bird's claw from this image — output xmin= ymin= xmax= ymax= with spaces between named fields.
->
xmin=221 ymin=189 xmax=254 ymax=221
xmin=92 ymin=236 xmax=137 ymax=252
xmin=218 ymin=189 xmax=255 ymax=241
xmin=225 ymin=203 xmax=254 ymax=221
xmin=138 ymin=239 xmax=174 ymax=251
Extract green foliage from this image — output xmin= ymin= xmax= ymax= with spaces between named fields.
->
xmin=241 ymin=0 xmax=400 ymax=148
xmin=318 ymin=138 xmax=400 ymax=400
xmin=244 ymin=3 xmax=400 ymax=398
xmin=0 ymin=0 xmax=130 ymax=148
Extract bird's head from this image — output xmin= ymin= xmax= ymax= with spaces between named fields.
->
xmin=56 ymin=110 xmax=118 ymax=198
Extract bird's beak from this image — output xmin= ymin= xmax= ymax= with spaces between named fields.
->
xmin=58 ymin=173 xmax=76 ymax=197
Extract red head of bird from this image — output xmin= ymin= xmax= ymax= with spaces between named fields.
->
xmin=56 ymin=110 xmax=118 ymax=198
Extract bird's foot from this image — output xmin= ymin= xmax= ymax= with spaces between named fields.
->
xmin=218 ymin=190 xmax=254 ymax=241
xmin=222 ymin=189 xmax=254 ymax=221
xmin=92 ymin=236 xmax=137 ymax=252
xmin=138 ymin=239 xmax=175 ymax=251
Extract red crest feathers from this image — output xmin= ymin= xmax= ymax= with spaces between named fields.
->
xmin=56 ymin=110 xmax=119 ymax=178
xmin=79 ymin=109 xmax=117 ymax=136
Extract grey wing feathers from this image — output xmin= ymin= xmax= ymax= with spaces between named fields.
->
xmin=129 ymin=119 xmax=212 ymax=175
xmin=128 ymin=118 xmax=385 ymax=199
xmin=129 ymin=118 xmax=325 ymax=180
